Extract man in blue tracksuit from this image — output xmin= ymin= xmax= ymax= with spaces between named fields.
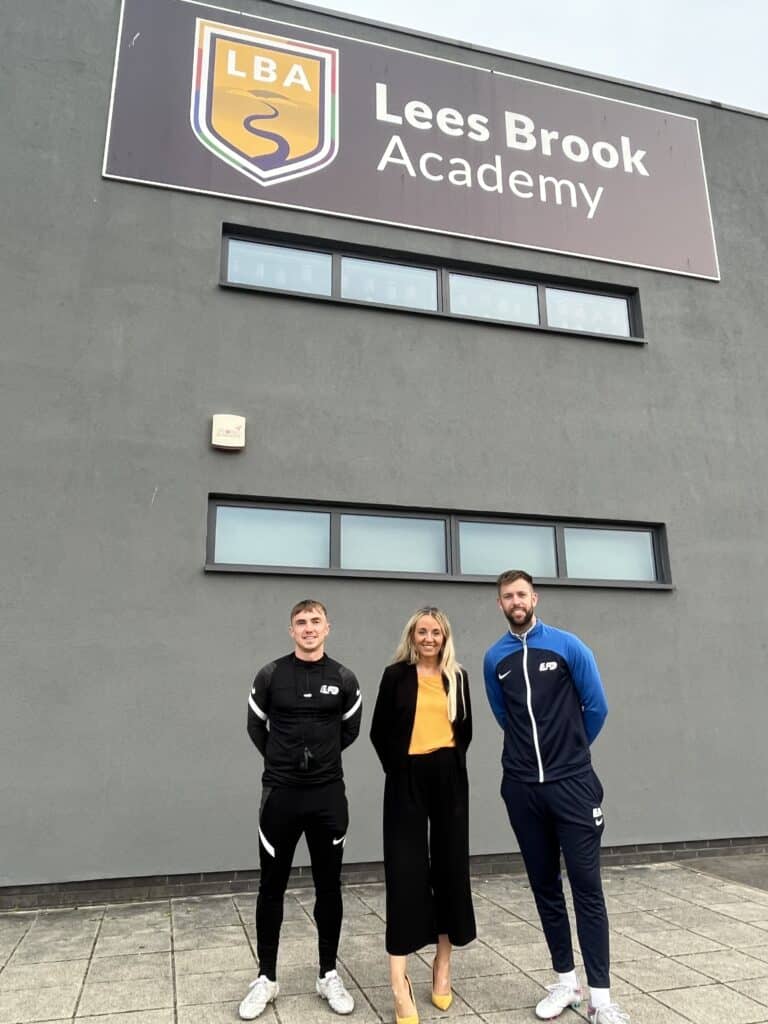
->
xmin=484 ymin=570 xmax=629 ymax=1024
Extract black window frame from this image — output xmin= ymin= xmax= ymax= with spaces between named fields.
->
xmin=220 ymin=226 xmax=644 ymax=344
xmin=206 ymin=495 xmax=671 ymax=589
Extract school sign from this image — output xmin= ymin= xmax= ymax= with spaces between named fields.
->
xmin=104 ymin=0 xmax=720 ymax=279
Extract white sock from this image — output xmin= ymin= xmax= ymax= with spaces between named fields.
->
xmin=558 ymin=970 xmax=579 ymax=989
xmin=590 ymin=987 xmax=611 ymax=1008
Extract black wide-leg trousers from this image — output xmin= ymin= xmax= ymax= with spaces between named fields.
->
xmin=501 ymin=769 xmax=610 ymax=988
xmin=383 ymin=747 xmax=476 ymax=956
xmin=256 ymin=780 xmax=348 ymax=979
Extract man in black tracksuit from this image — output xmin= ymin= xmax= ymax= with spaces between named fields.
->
xmin=238 ymin=600 xmax=362 ymax=1021
xmin=484 ymin=570 xmax=630 ymax=1024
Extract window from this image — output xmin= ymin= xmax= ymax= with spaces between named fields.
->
xmin=563 ymin=527 xmax=656 ymax=582
xmin=341 ymin=257 xmax=437 ymax=311
xmin=208 ymin=498 xmax=669 ymax=587
xmin=545 ymin=288 xmax=631 ymax=337
xmin=458 ymin=522 xmax=556 ymax=578
xmin=214 ymin=506 xmax=330 ymax=568
xmin=226 ymin=240 xmax=332 ymax=296
xmin=221 ymin=230 xmax=641 ymax=342
xmin=448 ymin=274 xmax=539 ymax=325
xmin=340 ymin=514 xmax=446 ymax=573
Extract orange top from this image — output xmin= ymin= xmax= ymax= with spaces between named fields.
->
xmin=408 ymin=673 xmax=456 ymax=755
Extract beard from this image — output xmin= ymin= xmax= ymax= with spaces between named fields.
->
xmin=504 ymin=607 xmax=535 ymax=631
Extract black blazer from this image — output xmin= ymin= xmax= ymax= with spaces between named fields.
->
xmin=369 ymin=661 xmax=472 ymax=773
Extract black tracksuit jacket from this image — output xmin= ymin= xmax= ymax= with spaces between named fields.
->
xmin=247 ymin=653 xmax=362 ymax=787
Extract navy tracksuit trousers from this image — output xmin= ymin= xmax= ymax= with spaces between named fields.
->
xmin=502 ymin=768 xmax=609 ymax=988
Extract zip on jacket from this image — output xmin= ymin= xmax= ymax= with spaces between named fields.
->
xmin=483 ymin=620 xmax=608 ymax=783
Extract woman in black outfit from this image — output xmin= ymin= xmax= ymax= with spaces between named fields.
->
xmin=370 ymin=606 xmax=475 ymax=1024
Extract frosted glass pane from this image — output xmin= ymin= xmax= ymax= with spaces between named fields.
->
xmin=546 ymin=288 xmax=630 ymax=336
xmin=227 ymin=240 xmax=332 ymax=295
xmin=215 ymin=507 xmax=330 ymax=567
xmin=340 ymin=515 xmax=445 ymax=572
xmin=565 ymin=528 xmax=655 ymax=581
xmin=449 ymin=274 xmax=539 ymax=324
xmin=341 ymin=257 xmax=437 ymax=310
xmin=459 ymin=522 xmax=556 ymax=577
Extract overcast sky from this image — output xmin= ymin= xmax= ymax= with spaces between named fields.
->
xmin=305 ymin=0 xmax=768 ymax=115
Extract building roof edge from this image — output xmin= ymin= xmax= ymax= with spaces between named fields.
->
xmin=263 ymin=0 xmax=768 ymax=122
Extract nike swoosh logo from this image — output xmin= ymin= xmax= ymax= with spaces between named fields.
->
xmin=498 ymin=670 xmax=512 ymax=679
xmin=332 ymin=837 xmax=345 ymax=846
xmin=594 ymin=818 xmax=604 ymax=826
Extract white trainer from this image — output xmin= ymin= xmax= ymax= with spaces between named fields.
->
xmin=316 ymin=969 xmax=355 ymax=1014
xmin=535 ymin=982 xmax=583 ymax=1019
xmin=588 ymin=1004 xmax=630 ymax=1024
xmin=239 ymin=975 xmax=279 ymax=1020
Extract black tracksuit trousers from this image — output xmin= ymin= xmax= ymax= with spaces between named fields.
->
xmin=383 ymin=747 xmax=476 ymax=956
xmin=501 ymin=768 xmax=610 ymax=988
xmin=256 ymin=781 xmax=348 ymax=979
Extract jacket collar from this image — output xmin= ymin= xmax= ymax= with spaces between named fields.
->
xmin=506 ymin=618 xmax=543 ymax=644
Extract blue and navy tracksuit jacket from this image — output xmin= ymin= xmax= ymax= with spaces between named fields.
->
xmin=483 ymin=620 xmax=608 ymax=783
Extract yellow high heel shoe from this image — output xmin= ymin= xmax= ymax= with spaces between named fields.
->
xmin=431 ymin=957 xmax=453 ymax=1011
xmin=394 ymin=975 xmax=419 ymax=1024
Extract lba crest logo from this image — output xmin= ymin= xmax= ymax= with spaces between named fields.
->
xmin=191 ymin=19 xmax=339 ymax=187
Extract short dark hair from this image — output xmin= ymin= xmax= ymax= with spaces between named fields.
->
xmin=496 ymin=569 xmax=534 ymax=593
xmin=290 ymin=599 xmax=328 ymax=623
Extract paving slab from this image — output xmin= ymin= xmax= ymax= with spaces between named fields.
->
xmin=679 ymin=855 xmax=768 ymax=892
xmin=338 ymin=952 xmax=430 ymax=989
xmin=337 ymin=913 xmax=386 ymax=937
xmin=687 ymin=919 xmax=768 ymax=948
xmin=454 ymin=969 xmax=544 ymax=1012
xmin=174 ymin=944 xmax=255 ymax=975
xmin=175 ymin=967 xmax=257 ymax=1006
xmin=608 ymin=933 xmax=666 ymax=962
xmin=93 ymin=928 xmax=172 ymax=958
xmin=276 ymin=988 xmax=378 ymax=1024
xmin=0 ymin=957 xmax=88 ymax=992
xmin=177 ymin=1003 xmax=267 ymax=1024
xmin=85 ymin=951 xmax=172 ymax=983
xmin=0 ymin=982 xmax=80 ymax=1023
xmin=730 ymin=976 xmax=768 ymax=1007
xmin=416 ymin=943 xmax=513 ymax=979
xmin=653 ymin=982 xmax=768 ymax=1024
xmin=609 ymin=911 xmax=677 ymax=935
xmin=100 ymin=913 xmax=171 ymax=937
xmin=8 ymin=932 xmax=97 ymax=965
xmin=610 ymin=991 xmax=699 ymax=1024
xmin=624 ymin=927 xmax=724 ymax=956
xmin=496 ymin=939 xmax=582 ymax=972
xmin=77 ymin=976 xmax=174 ymax=1016
xmin=473 ymin=917 xmax=542 ymax=945
xmin=673 ymin=948 xmax=768 ymax=982
xmin=612 ymin=956 xmax=713 ymax=991
xmin=172 ymin=925 xmax=248 ymax=950
xmin=37 ymin=907 xmax=104 ymax=925
xmin=709 ymin=901 xmax=768 ymax=923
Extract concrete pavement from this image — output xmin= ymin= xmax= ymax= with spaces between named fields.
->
xmin=3 ymin=861 xmax=768 ymax=1023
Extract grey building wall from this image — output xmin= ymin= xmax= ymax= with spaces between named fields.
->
xmin=1 ymin=0 xmax=767 ymax=887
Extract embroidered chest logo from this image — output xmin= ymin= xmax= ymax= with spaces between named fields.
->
xmin=191 ymin=18 xmax=339 ymax=187
xmin=539 ymin=661 xmax=557 ymax=672
xmin=320 ymin=684 xmax=339 ymax=695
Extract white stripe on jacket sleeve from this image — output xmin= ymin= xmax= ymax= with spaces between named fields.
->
xmin=342 ymin=691 xmax=362 ymax=721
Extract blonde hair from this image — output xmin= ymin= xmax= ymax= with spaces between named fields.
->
xmin=392 ymin=607 xmax=465 ymax=722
